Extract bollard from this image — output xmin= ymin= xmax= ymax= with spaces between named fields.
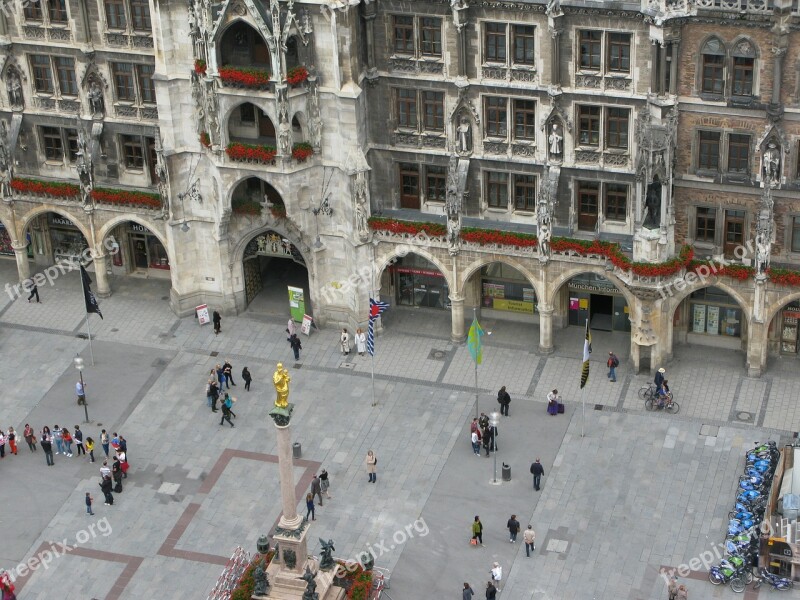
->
xmin=292 ymin=442 xmax=302 ymax=458
xmin=502 ymin=463 xmax=511 ymax=481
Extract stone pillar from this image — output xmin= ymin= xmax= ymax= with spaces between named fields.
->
xmin=275 ymin=422 xmax=302 ymax=530
xmin=12 ymin=241 xmax=30 ymax=283
xmin=650 ymin=41 xmax=659 ymax=93
xmin=550 ymin=29 xmax=561 ymax=87
xmin=659 ymin=42 xmax=668 ymax=95
xmin=362 ymin=2 xmax=378 ymax=82
xmin=746 ymin=321 xmax=766 ymax=378
xmin=669 ymin=41 xmax=679 ymax=95
xmin=93 ymin=252 xmax=111 ymax=298
xmin=538 ymin=305 xmax=554 ymax=354
xmin=450 ymin=294 xmax=465 ymax=342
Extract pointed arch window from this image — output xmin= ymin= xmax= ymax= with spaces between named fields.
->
xmin=731 ymin=39 xmax=755 ymax=97
xmin=701 ymin=38 xmax=725 ymax=96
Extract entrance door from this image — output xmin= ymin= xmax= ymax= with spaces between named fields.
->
xmin=578 ymin=183 xmax=599 ymax=231
xmin=590 ymin=293 xmax=613 ymax=331
xmin=132 ymin=236 xmax=149 ymax=269
xmin=400 ymin=165 xmax=420 ymax=209
xmin=724 ymin=210 xmax=745 ymax=258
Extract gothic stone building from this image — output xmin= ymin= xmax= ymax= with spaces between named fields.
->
xmin=0 ymin=0 xmax=799 ymax=375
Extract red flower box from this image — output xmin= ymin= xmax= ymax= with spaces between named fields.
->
xmin=768 ymin=267 xmax=800 ymax=287
xmin=270 ymin=205 xmax=286 ymax=219
xmin=226 ymin=142 xmax=277 ymax=164
xmin=291 ymin=143 xmax=313 ymax=161
xmin=461 ymin=227 xmax=538 ymax=248
xmin=287 ymin=65 xmax=309 ymax=86
xmin=219 ymin=65 xmax=270 ymax=89
xmin=194 ymin=59 xmax=207 ymax=76
xmin=10 ymin=177 xmax=79 ymax=198
xmin=232 ymin=197 xmax=262 ymax=216
xmin=368 ymin=217 xmax=446 ymax=237
xmin=92 ymin=187 xmax=162 ymax=209
xmin=199 ymin=132 xmax=211 ymax=148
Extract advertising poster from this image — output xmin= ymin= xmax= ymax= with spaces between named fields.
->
xmin=570 ymin=298 xmax=579 ymax=310
xmin=196 ymin=304 xmax=210 ymax=326
xmin=288 ymin=286 xmax=305 ymax=323
xmin=706 ymin=305 xmax=720 ymax=335
xmin=693 ymin=304 xmax=706 ymax=333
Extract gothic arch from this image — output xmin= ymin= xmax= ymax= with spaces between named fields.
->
xmin=459 ymin=255 xmax=544 ymax=303
xmin=19 ymin=206 xmax=92 ymax=244
xmin=547 ymin=265 xmax=636 ymax=309
xmin=765 ymin=291 xmax=800 ymax=331
xmin=374 ymin=245 xmax=453 ymax=293
xmin=97 ymin=215 xmax=170 ymax=254
xmin=665 ymin=278 xmax=752 ymax=325
xmin=226 ymin=174 xmax=287 ymax=209
xmin=231 ymin=221 xmax=312 ymax=268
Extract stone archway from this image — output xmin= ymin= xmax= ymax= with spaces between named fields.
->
xmin=99 ymin=216 xmax=172 ymax=280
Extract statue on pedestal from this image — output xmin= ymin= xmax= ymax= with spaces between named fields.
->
xmin=319 ymin=539 xmax=335 ymax=571
xmin=273 ymin=363 xmax=291 ymax=408
xmin=456 ymin=116 xmax=472 ymax=155
xmin=762 ymin=142 xmax=781 ymax=187
xmin=300 ymin=564 xmax=319 ymax=600
xmin=253 ymin=563 xmax=270 ymax=595
xmin=88 ymin=79 xmax=105 ymax=117
xmin=548 ymin=123 xmax=563 ymax=160
xmin=643 ymin=181 xmax=661 ymax=229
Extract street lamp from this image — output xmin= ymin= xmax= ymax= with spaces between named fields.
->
xmin=489 ymin=411 xmax=500 ymax=483
xmin=310 ymin=195 xmax=332 ymax=248
xmin=74 ymin=355 xmax=89 ymax=423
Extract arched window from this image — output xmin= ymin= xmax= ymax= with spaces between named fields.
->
xmin=285 ymin=36 xmax=299 ymax=70
xmin=700 ymin=38 xmax=725 ymax=96
xmin=731 ymin=39 xmax=756 ymax=97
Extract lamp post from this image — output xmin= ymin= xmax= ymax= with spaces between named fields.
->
xmin=489 ymin=411 xmax=499 ymax=483
xmin=74 ymin=356 xmax=89 ymax=423
xmin=310 ymin=195 xmax=332 ymax=248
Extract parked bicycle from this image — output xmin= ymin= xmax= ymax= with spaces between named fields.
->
xmin=752 ymin=568 xmax=793 ymax=591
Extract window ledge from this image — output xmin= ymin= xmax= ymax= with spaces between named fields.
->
xmin=695 ymin=169 xmax=719 ymax=179
xmin=486 ymin=207 xmax=510 ymax=214
xmin=513 ymin=210 xmax=535 ymax=216
xmin=484 ymin=136 xmax=508 ymax=142
xmin=604 ymin=148 xmax=629 ymax=155
xmin=698 ymin=94 xmax=725 ymax=103
xmin=574 ymin=145 xmax=600 ymax=152
xmin=511 ymin=64 xmax=536 ymax=71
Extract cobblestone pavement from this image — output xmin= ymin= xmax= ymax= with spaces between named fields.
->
xmin=0 ymin=260 xmax=798 ymax=600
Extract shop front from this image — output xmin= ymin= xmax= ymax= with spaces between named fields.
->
xmin=566 ymin=273 xmax=630 ymax=332
xmin=479 ymin=263 xmax=537 ymax=323
xmin=110 ymin=222 xmax=170 ymax=277
xmin=778 ymin=302 xmax=800 ymax=355
xmin=681 ymin=286 xmax=744 ymax=349
xmin=48 ymin=215 xmax=90 ymax=266
xmin=0 ymin=222 xmax=14 ymax=256
xmin=389 ymin=256 xmax=449 ymax=309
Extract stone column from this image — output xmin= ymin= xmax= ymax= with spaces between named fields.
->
xmin=538 ymin=305 xmax=554 ymax=354
xmin=746 ymin=321 xmax=766 ymax=378
xmin=650 ymin=41 xmax=659 ymax=93
xmin=274 ymin=422 xmax=302 ymax=530
xmin=12 ymin=241 xmax=30 ymax=283
xmin=669 ymin=41 xmax=679 ymax=95
xmin=659 ymin=42 xmax=668 ymax=95
xmin=362 ymin=2 xmax=378 ymax=82
xmin=450 ymin=294 xmax=465 ymax=342
xmin=549 ymin=29 xmax=561 ymax=87
xmin=93 ymin=252 xmax=111 ymax=298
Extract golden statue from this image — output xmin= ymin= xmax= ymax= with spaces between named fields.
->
xmin=273 ymin=362 xmax=291 ymax=408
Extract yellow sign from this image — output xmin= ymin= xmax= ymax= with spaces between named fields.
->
xmin=493 ymin=299 xmax=534 ymax=314
xmin=579 ymin=298 xmax=589 ymax=309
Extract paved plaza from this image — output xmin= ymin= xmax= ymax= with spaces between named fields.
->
xmin=0 ymin=260 xmax=798 ymax=600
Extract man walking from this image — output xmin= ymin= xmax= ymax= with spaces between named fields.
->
xmin=27 ymin=280 xmax=40 ymax=303
xmin=607 ymin=351 xmax=619 ymax=382
xmin=311 ymin=474 xmax=323 ymax=506
xmin=74 ymin=425 xmax=85 ymax=456
xmin=506 ymin=514 xmax=520 ymax=543
xmin=289 ymin=334 xmax=302 ymax=360
xmin=462 ymin=583 xmax=474 ymax=600
xmin=497 ymin=386 xmax=511 ymax=417
xmin=530 ymin=458 xmax=544 ymax=491
xmin=85 ymin=492 xmax=94 ymax=516
xmin=523 ymin=524 xmax=536 ymax=557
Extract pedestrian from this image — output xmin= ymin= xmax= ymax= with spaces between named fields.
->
xmin=100 ymin=460 xmax=111 ymax=479
xmin=497 ymin=386 xmax=511 ymax=417
xmin=112 ymin=456 xmax=123 ymax=493
xmin=212 ymin=310 xmax=221 ymax=335
xmin=668 ymin=577 xmax=678 ymax=600
xmin=287 ymin=318 xmax=296 ymax=337
xmin=53 ymin=424 xmax=63 ymax=455
xmin=40 ymin=427 xmax=54 ymax=466
xmin=340 ymin=328 xmax=350 ymax=356
xmin=655 ymin=367 xmax=666 ymax=388
xmin=23 ymin=424 xmax=36 ymax=452
xmin=208 ymin=367 xmax=219 ymax=387
xmin=118 ymin=449 xmax=129 ymax=478
xmin=118 ymin=435 xmax=127 ymax=456
xmin=6 ymin=427 xmax=16 ymax=455
xmin=289 ymin=334 xmax=302 ymax=360
xmin=111 ymin=432 xmax=120 ymax=451
xmin=471 ymin=516 xmax=484 ymax=546
xmin=219 ymin=399 xmax=234 ymax=427
xmin=85 ymin=492 xmax=94 ymax=516
xmin=482 ymin=425 xmax=492 ymax=457
xmin=470 ymin=417 xmax=479 ymax=434
xmin=471 ymin=429 xmax=481 ymax=455
xmin=547 ymin=389 xmax=560 ymax=416
xmin=463 ymin=583 xmax=474 ymax=600
xmin=101 ymin=429 xmax=109 ymax=457
xmin=478 ymin=412 xmax=489 ymax=430
xmin=507 ymin=514 xmax=520 ymax=543
xmin=210 ymin=379 xmax=220 ymax=412
xmin=224 ymin=359 xmax=236 ymax=386
xmin=607 ymin=351 xmax=619 ymax=382
xmin=76 ymin=378 xmax=86 ymax=405
xmin=61 ymin=427 xmax=73 ymax=457
xmin=311 ymin=474 xmax=323 ymax=506
xmin=206 ymin=378 xmax=215 ymax=409
xmin=490 ymin=562 xmax=502 ymax=592
xmin=0 ymin=431 xmax=5 ymax=458
xmin=320 ymin=468 xmax=331 ymax=499
xmin=305 ymin=492 xmax=315 ymax=521
xmin=676 ymin=584 xmax=688 ymax=600
xmin=523 ymin=524 xmax=536 ymax=557
xmin=27 ymin=281 xmax=40 ymax=303
xmin=355 ymin=328 xmax=367 ymax=356
xmin=74 ymin=425 xmax=84 ymax=456
xmin=530 ymin=458 xmax=545 ymax=491
xmin=99 ymin=475 xmax=114 ymax=505
xmin=85 ymin=437 xmax=95 ymax=463
xmin=216 ymin=363 xmax=227 ymax=390
xmin=485 ymin=581 xmax=497 ymax=600
xmin=242 ymin=367 xmax=252 ymax=391
xmin=365 ymin=450 xmax=377 ymax=483
xmin=222 ymin=393 xmax=237 ymax=418
xmin=1 ymin=570 xmax=16 ymax=600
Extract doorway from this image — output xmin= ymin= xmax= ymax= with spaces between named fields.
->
xmin=724 ymin=209 xmax=745 ymax=258
xmin=578 ymin=182 xmax=599 ymax=231
xmin=590 ymin=294 xmax=613 ymax=331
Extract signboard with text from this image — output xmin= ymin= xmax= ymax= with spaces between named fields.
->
xmin=196 ymin=304 xmax=210 ymax=326
xmin=288 ymin=286 xmax=305 ymax=323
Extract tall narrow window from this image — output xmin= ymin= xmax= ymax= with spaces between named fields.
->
xmin=399 ymin=164 xmax=420 ymax=209
xmin=485 ymin=23 xmax=507 ymax=63
xmin=121 ymin=135 xmax=145 ymax=169
xmin=137 ymin=64 xmax=155 ymax=103
xmin=112 ymin=62 xmax=135 ymax=101
xmin=485 ymin=171 xmax=508 ymax=208
xmin=41 ymin=126 xmax=64 ymax=161
xmin=577 ymin=181 xmax=599 ymax=231
xmin=605 ymin=108 xmax=629 ymax=149
xmin=579 ymin=30 xmax=602 ymax=70
xmin=698 ymin=131 xmax=720 ymax=171
xmin=55 ymin=57 xmax=77 ymax=96
xmin=727 ymin=134 xmax=750 ymax=174
xmin=130 ymin=0 xmax=151 ymax=30
xmin=513 ymin=99 xmax=536 ymax=140
xmin=514 ymin=174 xmax=536 ymax=211
xmin=422 ymin=91 xmax=444 ymax=131
xmin=47 ymin=0 xmax=67 ymax=23
xmin=393 ymin=16 xmax=414 ymax=54
xmin=701 ymin=38 xmax=725 ymax=95
xmin=605 ymin=184 xmax=627 ymax=221
xmin=484 ymin=97 xmax=508 ymax=137
xmin=696 ymin=207 xmax=716 ymax=242
xmin=512 ymin=25 xmax=535 ymax=66
xmin=420 ymin=17 xmax=442 ymax=57
xmin=66 ymin=129 xmax=79 ymax=162
xmin=578 ymin=105 xmax=600 ymax=146
xmin=426 ymin=165 xmax=447 ymax=202
xmin=607 ymin=33 xmax=631 ymax=73
xmin=104 ymin=0 xmax=126 ymax=28
xmin=31 ymin=55 xmax=54 ymax=93
xmin=732 ymin=56 xmax=754 ymax=97
xmin=396 ymin=89 xmax=417 ymax=128
xmin=24 ymin=0 xmax=43 ymax=20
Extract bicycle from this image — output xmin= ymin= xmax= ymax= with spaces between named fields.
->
xmin=645 ymin=395 xmax=679 ymax=414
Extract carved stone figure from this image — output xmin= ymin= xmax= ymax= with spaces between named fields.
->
xmin=300 ymin=565 xmax=318 ymax=600
xmin=536 ymin=195 xmax=552 ymax=261
xmin=353 ymin=174 xmax=369 ymax=241
xmin=546 ymin=0 xmax=562 ymax=16
xmin=319 ymin=539 xmax=335 ymax=571
xmin=0 ymin=123 xmax=11 ymax=200
xmin=450 ymin=0 xmax=468 ymax=31
xmin=548 ymin=123 xmax=563 ymax=159
xmin=253 ymin=563 xmax=270 ymax=596
xmin=445 ymin=155 xmax=462 ymax=255
xmin=6 ymin=71 xmax=22 ymax=109
xmin=88 ymin=80 xmax=104 ymax=117
xmin=273 ymin=363 xmax=291 ymax=408
xmin=307 ymin=84 xmax=322 ymax=150
xmin=278 ymin=115 xmax=292 ymax=157
xmin=456 ymin=116 xmax=471 ymax=154
xmin=644 ymin=181 xmax=661 ymax=229
xmin=755 ymin=229 xmax=770 ymax=276
xmin=762 ymin=142 xmax=781 ymax=186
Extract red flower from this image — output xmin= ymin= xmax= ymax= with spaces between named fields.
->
xmin=291 ymin=143 xmax=313 ymax=161
xmin=231 ymin=197 xmax=263 ymax=216
xmin=199 ymin=132 xmax=211 ymax=148
xmin=286 ymin=65 xmax=309 ymax=86
xmin=368 ymin=217 xmax=446 ymax=237
xmin=194 ymin=59 xmax=207 ymax=75
xmin=91 ymin=187 xmax=162 ymax=209
xmin=218 ymin=66 xmax=270 ymax=88
xmin=226 ymin=142 xmax=277 ymax=164
xmin=768 ymin=267 xmax=800 ymax=287
xmin=10 ymin=178 xmax=79 ymax=198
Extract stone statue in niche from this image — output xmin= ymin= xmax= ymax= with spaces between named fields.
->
xmin=278 ymin=114 xmax=292 ymax=157
xmin=548 ymin=123 xmax=563 ymax=160
xmin=643 ymin=181 xmax=661 ymax=229
xmin=456 ymin=115 xmax=472 ymax=155
xmin=762 ymin=142 xmax=781 ymax=186
xmin=88 ymin=79 xmax=105 ymax=117
xmin=450 ymin=0 xmax=468 ymax=31
xmin=6 ymin=71 xmax=22 ymax=109
xmin=353 ymin=173 xmax=369 ymax=241
xmin=755 ymin=229 xmax=770 ymax=276
xmin=536 ymin=194 xmax=552 ymax=261
xmin=445 ymin=155 xmax=462 ymax=255
xmin=546 ymin=0 xmax=563 ymax=17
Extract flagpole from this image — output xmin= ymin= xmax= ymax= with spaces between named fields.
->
xmin=473 ymin=307 xmax=479 ymax=420
xmin=81 ymin=265 xmax=95 ymax=366
xmin=581 ymin=319 xmax=587 ymax=437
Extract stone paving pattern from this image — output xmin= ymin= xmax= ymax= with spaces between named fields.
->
xmin=0 ymin=261 xmax=798 ymax=599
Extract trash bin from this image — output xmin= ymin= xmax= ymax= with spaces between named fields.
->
xmin=292 ymin=442 xmax=302 ymax=458
xmin=502 ymin=463 xmax=511 ymax=481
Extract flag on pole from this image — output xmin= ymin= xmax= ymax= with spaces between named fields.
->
xmin=367 ymin=298 xmax=389 ymax=356
xmin=80 ymin=265 xmax=103 ymax=319
xmin=467 ymin=317 xmax=484 ymax=365
xmin=580 ymin=319 xmax=592 ymax=389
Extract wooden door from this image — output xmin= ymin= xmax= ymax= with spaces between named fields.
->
xmin=578 ymin=185 xmax=599 ymax=231
xmin=724 ymin=210 xmax=745 ymax=257
xmin=400 ymin=165 xmax=420 ymax=209
xmin=258 ymin=110 xmax=275 ymax=140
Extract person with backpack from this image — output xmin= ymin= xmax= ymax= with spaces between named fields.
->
xmin=289 ymin=334 xmax=302 ymax=360
xmin=607 ymin=351 xmax=619 ymax=383
xmin=219 ymin=398 xmax=235 ymax=427
xmin=496 ymin=386 xmax=511 ymax=417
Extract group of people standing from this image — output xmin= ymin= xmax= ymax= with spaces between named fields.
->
xmin=339 ymin=328 xmax=367 ymax=357
xmin=304 ymin=469 xmax=331 ymax=521
xmin=205 ymin=359 xmax=246 ymax=426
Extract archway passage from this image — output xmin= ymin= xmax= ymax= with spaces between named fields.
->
xmin=560 ymin=273 xmax=631 ymax=333
xmin=465 ymin=262 xmax=537 ymax=323
xmin=106 ymin=220 xmax=170 ymax=278
xmin=768 ymin=300 xmax=800 ymax=357
xmin=219 ymin=21 xmax=270 ymax=69
xmin=26 ymin=212 xmax=90 ymax=268
xmin=381 ymin=254 xmax=450 ymax=310
xmin=672 ymin=286 xmax=746 ymax=351
xmin=243 ymin=231 xmax=310 ymax=318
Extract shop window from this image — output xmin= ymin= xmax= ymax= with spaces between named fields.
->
xmin=577 ymin=181 xmax=599 ymax=231
xmin=485 ymin=171 xmax=508 ymax=208
xmin=695 ymin=206 xmax=716 ymax=243
xmin=605 ymin=108 xmax=629 ymax=149
xmin=394 ymin=256 xmax=449 ymax=309
xmin=727 ymin=134 xmax=750 ymax=174
xmin=792 ymin=216 xmax=800 ymax=253
xmin=484 ymin=96 xmax=508 ymax=138
xmin=577 ymin=105 xmax=600 ymax=147
xmin=689 ymin=287 xmax=742 ymax=337
xmin=700 ymin=38 xmax=725 ymax=96
xmin=480 ymin=264 xmax=536 ymax=315
xmin=425 ymin=165 xmax=446 ymax=203
xmin=513 ymin=99 xmax=536 ymax=141
xmin=513 ymin=174 xmax=536 ymax=211
xmin=605 ymin=183 xmax=627 ymax=221
xmin=698 ymin=131 xmax=720 ymax=172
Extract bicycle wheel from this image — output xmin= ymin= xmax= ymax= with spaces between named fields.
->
xmin=709 ymin=571 xmax=724 ymax=585
xmin=638 ymin=385 xmax=651 ymax=400
xmin=730 ymin=577 xmax=746 ymax=593
xmin=666 ymin=401 xmax=680 ymax=414
xmin=645 ymin=399 xmax=654 ymax=411
xmin=743 ymin=570 xmax=754 ymax=585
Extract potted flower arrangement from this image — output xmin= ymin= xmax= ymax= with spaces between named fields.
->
xmin=333 ymin=562 xmax=373 ymax=600
xmin=270 ymin=204 xmax=287 ymax=219
xmin=199 ymin=132 xmax=211 ymax=148
xmin=10 ymin=177 xmax=79 ymax=198
xmin=286 ymin=65 xmax=309 ymax=87
xmin=230 ymin=552 xmax=275 ymax=600
xmin=194 ymin=59 xmax=207 ymax=76
xmin=91 ymin=187 xmax=162 ymax=209
xmin=231 ymin=197 xmax=263 ymax=216
xmin=768 ymin=267 xmax=800 ymax=287
xmin=291 ymin=143 xmax=313 ymax=162
xmin=218 ymin=65 xmax=270 ymax=89
xmin=226 ymin=142 xmax=277 ymax=164
xmin=368 ymin=217 xmax=447 ymax=237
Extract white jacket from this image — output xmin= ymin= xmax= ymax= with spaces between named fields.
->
xmin=491 ymin=566 xmax=502 ymax=582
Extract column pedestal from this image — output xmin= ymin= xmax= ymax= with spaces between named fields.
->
xmin=538 ymin=306 xmax=554 ymax=354
xmin=746 ymin=321 xmax=766 ymax=378
xmin=93 ymin=252 xmax=112 ymax=298
xmin=12 ymin=242 xmax=30 ymax=283
xmin=450 ymin=295 xmax=465 ymax=342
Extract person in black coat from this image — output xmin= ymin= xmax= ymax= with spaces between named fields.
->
xmin=482 ymin=426 xmax=497 ymax=456
xmin=530 ymin=458 xmax=545 ymax=491
xmin=289 ymin=334 xmax=302 ymax=360
xmin=485 ymin=581 xmax=497 ymax=600
xmin=212 ymin=310 xmax=221 ymax=335
xmin=242 ymin=367 xmax=252 ymax=391
xmin=497 ymin=386 xmax=511 ymax=417
xmin=100 ymin=475 xmax=114 ymax=505
xmin=112 ymin=456 xmax=123 ymax=493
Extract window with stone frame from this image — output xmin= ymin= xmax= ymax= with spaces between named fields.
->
xmin=391 ymin=15 xmax=442 ymax=59
xmin=137 ymin=64 xmax=155 ymax=103
xmin=577 ymin=31 xmax=631 ymax=74
xmin=727 ymin=134 xmax=750 ymax=174
xmin=483 ymin=23 xmax=536 ymax=67
xmin=791 ymin=216 xmax=800 ymax=253
xmin=513 ymin=99 xmax=536 ymax=141
xmin=484 ymin=96 xmax=508 ymax=138
xmin=512 ymin=25 xmax=535 ymax=66
xmin=604 ymin=183 xmax=627 ymax=221
xmin=40 ymin=126 xmax=78 ymax=163
xmin=104 ymin=0 xmax=127 ymax=29
xmin=24 ymin=0 xmax=43 ymax=20
xmin=484 ymin=22 xmax=507 ymax=63
xmin=732 ymin=56 xmax=754 ymax=97
xmin=697 ymin=131 xmax=721 ymax=171
xmin=579 ymin=30 xmax=602 ymax=71
xmin=29 ymin=55 xmax=76 ymax=96
xmin=513 ymin=174 xmax=537 ymax=211
xmin=395 ymin=88 xmax=417 ymax=128
xmin=577 ymin=105 xmax=600 ymax=147
xmin=695 ymin=206 xmax=716 ymax=243
xmin=111 ymin=62 xmax=154 ymax=104
xmin=607 ymin=33 xmax=631 ymax=73
xmin=605 ymin=108 xmax=629 ymax=149
xmin=485 ymin=171 xmax=509 ymax=208
xmin=422 ymin=91 xmax=444 ymax=131
xmin=394 ymin=89 xmax=444 ymax=133
xmin=130 ymin=0 xmax=151 ymax=31
xmin=426 ymin=165 xmax=447 ymax=202
xmin=47 ymin=0 xmax=68 ymax=23
xmin=55 ymin=57 xmax=77 ymax=96
xmin=30 ymin=55 xmax=54 ymax=93
xmin=420 ymin=17 xmax=442 ymax=57
xmin=392 ymin=15 xmax=414 ymax=54
xmin=700 ymin=38 xmax=725 ymax=96
xmin=121 ymin=134 xmax=145 ymax=169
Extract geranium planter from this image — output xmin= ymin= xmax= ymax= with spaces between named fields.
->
xmin=232 ymin=198 xmax=263 ymax=216
xmin=226 ymin=142 xmax=277 ymax=164
xmin=199 ymin=132 xmax=211 ymax=148
xmin=194 ymin=59 xmax=207 ymax=76
xmin=10 ymin=177 xmax=79 ymax=198
xmin=287 ymin=65 xmax=309 ymax=87
xmin=291 ymin=143 xmax=313 ymax=162
xmin=218 ymin=66 xmax=270 ymax=89
xmin=91 ymin=188 xmax=162 ymax=209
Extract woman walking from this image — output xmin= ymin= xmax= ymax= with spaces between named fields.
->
xmin=305 ymin=493 xmax=315 ymax=521
xmin=472 ymin=516 xmax=484 ymax=546
xmin=23 ymin=424 xmax=36 ymax=452
xmin=213 ymin=310 xmax=221 ymax=335
xmin=340 ymin=328 xmax=351 ymax=356
xmin=365 ymin=450 xmax=377 ymax=483
xmin=320 ymin=469 xmax=331 ymax=499
xmin=74 ymin=425 xmax=84 ymax=456
xmin=85 ymin=437 xmax=95 ymax=463
xmin=40 ymin=427 xmax=54 ymax=466
xmin=242 ymin=367 xmax=252 ymax=391
xmin=62 ymin=427 xmax=73 ymax=457
xmin=6 ymin=427 xmax=16 ymax=455
xmin=355 ymin=328 xmax=367 ymax=356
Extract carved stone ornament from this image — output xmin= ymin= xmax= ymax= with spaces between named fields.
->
xmin=450 ymin=0 xmax=469 ymax=31
xmin=0 ymin=120 xmax=12 ymax=200
xmin=445 ymin=154 xmax=462 ymax=256
xmin=5 ymin=68 xmax=23 ymax=110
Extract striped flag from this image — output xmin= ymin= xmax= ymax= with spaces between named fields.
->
xmin=467 ymin=317 xmax=484 ymax=365
xmin=580 ymin=319 xmax=592 ymax=389
xmin=367 ymin=298 xmax=389 ymax=356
